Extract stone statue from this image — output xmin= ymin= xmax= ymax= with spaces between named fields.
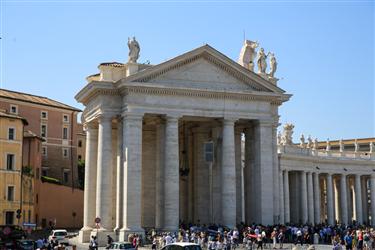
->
xmin=370 ymin=142 xmax=374 ymax=153
xmin=326 ymin=139 xmax=331 ymax=151
xmin=257 ymin=48 xmax=267 ymax=74
xmin=238 ymin=40 xmax=259 ymax=71
xmin=268 ymin=52 xmax=277 ymax=77
xmin=300 ymin=134 xmax=306 ymax=148
xmin=313 ymin=138 xmax=318 ymax=150
xmin=339 ymin=139 xmax=344 ymax=152
xmin=355 ymin=139 xmax=360 ymax=152
xmin=281 ymin=123 xmax=294 ymax=145
xmin=277 ymin=131 xmax=282 ymax=145
xmin=127 ymin=37 xmax=140 ymax=63
xmin=307 ymin=135 xmax=313 ymax=148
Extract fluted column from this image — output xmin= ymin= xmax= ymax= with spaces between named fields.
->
xmin=221 ymin=118 xmax=236 ymax=227
xmin=235 ymin=128 xmax=242 ymax=224
xmin=114 ymin=118 xmax=123 ymax=232
xmin=163 ymin=116 xmax=180 ymax=231
xmin=307 ymin=172 xmax=314 ymax=224
xmin=370 ymin=175 xmax=375 ymax=227
xmin=120 ymin=113 xmax=144 ymax=240
xmin=301 ymin=171 xmax=308 ymax=224
xmin=361 ymin=177 xmax=368 ymax=224
xmin=81 ymin=123 xmax=98 ymax=235
xmin=355 ymin=174 xmax=363 ymax=224
xmin=284 ymin=170 xmax=290 ymax=223
xmin=279 ymin=171 xmax=285 ymax=224
xmin=96 ymin=115 xmax=113 ymax=231
xmin=340 ymin=174 xmax=348 ymax=225
xmin=313 ymin=173 xmax=321 ymax=224
xmin=326 ymin=173 xmax=335 ymax=225
xmin=244 ymin=127 xmax=254 ymax=224
xmin=155 ymin=121 xmax=165 ymax=230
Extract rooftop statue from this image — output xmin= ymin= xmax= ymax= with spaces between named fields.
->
xmin=281 ymin=123 xmax=294 ymax=145
xmin=307 ymin=135 xmax=313 ymax=148
xmin=313 ymin=138 xmax=318 ymax=150
xmin=339 ymin=139 xmax=344 ymax=152
xmin=128 ymin=37 xmax=140 ymax=63
xmin=268 ymin=52 xmax=277 ymax=77
xmin=370 ymin=142 xmax=374 ymax=153
xmin=257 ymin=48 xmax=267 ymax=74
xmin=326 ymin=139 xmax=331 ymax=151
xmin=354 ymin=139 xmax=359 ymax=152
xmin=277 ymin=131 xmax=282 ymax=145
xmin=300 ymin=134 xmax=306 ymax=148
xmin=238 ymin=40 xmax=259 ymax=72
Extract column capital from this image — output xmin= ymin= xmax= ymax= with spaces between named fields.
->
xmin=83 ymin=121 xmax=98 ymax=131
xmin=97 ymin=113 xmax=113 ymax=123
xmin=165 ymin=115 xmax=180 ymax=123
xmin=122 ymin=112 xmax=144 ymax=121
xmin=222 ymin=118 xmax=237 ymax=126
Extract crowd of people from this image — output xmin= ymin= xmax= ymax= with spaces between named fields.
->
xmin=148 ymin=223 xmax=375 ymax=250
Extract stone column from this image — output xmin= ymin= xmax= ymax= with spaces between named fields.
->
xmin=284 ymin=170 xmax=290 ymax=223
xmin=163 ymin=116 xmax=180 ymax=231
xmin=114 ymin=118 xmax=123 ymax=232
xmin=279 ymin=170 xmax=285 ymax=224
xmin=255 ymin=121 xmax=274 ymax=225
xmin=340 ymin=174 xmax=348 ymax=225
xmin=221 ymin=118 xmax=236 ymax=227
xmin=235 ymin=128 xmax=242 ymax=224
xmin=326 ymin=173 xmax=335 ymax=225
xmin=301 ymin=171 xmax=308 ymax=224
xmin=244 ymin=126 xmax=254 ymax=224
xmin=370 ymin=175 xmax=375 ymax=227
xmin=79 ymin=123 xmax=98 ymax=242
xmin=361 ymin=177 xmax=368 ymax=224
xmin=313 ymin=173 xmax=321 ymax=224
xmin=155 ymin=121 xmax=165 ymax=230
xmin=355 ymin=174 xmax=363 ymax=224
xmin=96 ymin=115 xmax=113 ymax=231
xmin=307 ymin=172 xmax=314 ymax=224
xmin=120 ymin=113 xmax=144 ymax=240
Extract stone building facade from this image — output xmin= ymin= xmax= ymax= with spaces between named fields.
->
xmin=76 ymin=44 xmax=290 ymax=243
xmin=0 ymin=89 xmax=82 ymax=187
xmin=76 ymin=43 xmax=375 ymax=244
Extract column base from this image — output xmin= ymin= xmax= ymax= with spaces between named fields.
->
xmin=90 ymin=230 xmax=116 ymax=247
xmin=78 ymin=227 xmax=92 ymax=243
xmin=119 ymin=227 xmax=145 ymax=242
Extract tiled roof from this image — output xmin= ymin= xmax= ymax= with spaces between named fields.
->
xmin=0 ymin=88 xmax=81 ymax=112
xmin=24 ymin=130 xmax=44 ymax=140
xmin=0 ymin=110 xmax=28 ymax=125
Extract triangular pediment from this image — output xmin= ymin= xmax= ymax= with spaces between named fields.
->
xmin=125 ymin=45 xmax=286 ymax=94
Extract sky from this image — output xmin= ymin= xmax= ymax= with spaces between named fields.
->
xmin=0 ymin=0 xmax=374 ymax=141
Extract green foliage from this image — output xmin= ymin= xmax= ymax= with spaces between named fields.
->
xmin=41 ymin=176 xmax=61 ymax=185
xmin=77 ymin=160 xmax=85 ymax=189
xmin=22 ymin=166 xmax=33 ymax=177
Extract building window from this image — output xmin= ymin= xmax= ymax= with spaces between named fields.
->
xmin=6 ymin=154 xmax=15 ymax=170
xmin=7 ymin=186 xmax=14 ymax=201
xmin=41 ymin=111 xmax=48 ymax=119
xmin=63 ymin=127 xmax=68 ymax=140
xmin=42 ymin=169 xmax=47 ymax=176
xmin=42 ymin=146 xmax=47 ymax=157
xmin=41 ymin=124 xmax=47 ymax=138
xmin=28 ymin=210 xmax=31 ymax=223
xmin=8 ymin=128 xmax=15 ymax=140
xmin=78 ymin=140 xmax=82 ymax=147
xmin=63 ymin=172 xmax=69 ymax=183
xmin=36 ymin=168 xmax=40 ymax=179
xmin=63 ymin=148 xmax=69 ymax=158
xmin=5 ymin=211 xmax=14 ymax=225
xmin=78 ymin=155 xmax=82 ymax=161
xmin=63 ymin=114 xmax=69 ymax=123
xmin=10 ymin=105 xmax=18 ymax=114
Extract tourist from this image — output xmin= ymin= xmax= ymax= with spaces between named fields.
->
xmin=344 ymin=231 xmax=353 ymax=250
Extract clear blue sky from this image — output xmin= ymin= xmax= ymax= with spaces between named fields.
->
xmin=1 ymin=0 xmax=374 ymax=141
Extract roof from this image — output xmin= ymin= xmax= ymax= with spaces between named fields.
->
xmin=24 ymin=130 xmax=44 ymax=141
xmin=0 ymin=88 xmax=81 ymax=112
xmin=99 ymin=62 xmax=125 ymax=68
xmin=0 ymin=110 xmax=28 ymax=125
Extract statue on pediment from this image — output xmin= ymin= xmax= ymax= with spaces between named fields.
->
xmin=313 ymin=138 xmax=318 ymax=150
xmin=300 ymin=134 xmax=306 ymax=148
xmin=370 ymin=142 xmax=374 ymax=153
xmin=281 ymin=123 xmax=294 ymax=145
xmin=238 ymin=40 xmax=259 ymax=72
xmin=354 ymin=139 xmax=359 ymax=152
xmin=257 ymin=48 xmax=267 ymax=74
xmin=339 ymin=139 xmax=344 ymax=152
xmin=128 ymin=37 xmax=140 ymax=63
xmin=268 ymin=52 xmax=277 ymax=77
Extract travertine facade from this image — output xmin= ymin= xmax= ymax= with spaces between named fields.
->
xmin=76 ymin=44 xmax=290 ymax=243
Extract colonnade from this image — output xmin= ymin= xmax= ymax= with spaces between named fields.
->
xmin=280 ymin=170 xmax=375 ymax=226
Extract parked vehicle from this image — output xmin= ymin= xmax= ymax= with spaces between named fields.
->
xmin=16 ymin=239 xmax=35 ymax=250
xmin=108 ymin=241 xmax=136 ymax=249
xmin=161 ymin=242 xmax=202 ymax=250
xmin=48 ymin=229 xmax=69 ymax=245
